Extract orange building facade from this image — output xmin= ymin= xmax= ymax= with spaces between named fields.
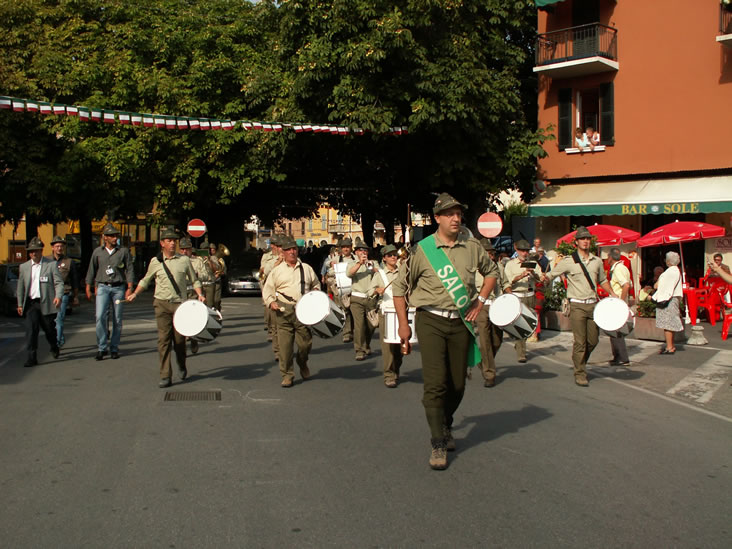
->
xmin=530 ymin=0 xmax=732 ymax=280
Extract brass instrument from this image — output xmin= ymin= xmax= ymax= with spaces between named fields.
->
xmin=209 ymin=244 xmax=230 ymax=278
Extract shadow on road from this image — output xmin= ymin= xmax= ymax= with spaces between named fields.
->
xmin=190 ymin=361 xmax=274 ymax=381
xmin=496 ymin=363 xmax=557 ymax=383
xmin=454 ymin=405 xmax=553 ymax=457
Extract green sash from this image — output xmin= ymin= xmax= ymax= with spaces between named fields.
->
xmin=418 ymin=234 xmax=481 ymax=367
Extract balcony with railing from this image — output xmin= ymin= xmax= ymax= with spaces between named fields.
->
xmin=718 ymin=4 xmax=732 ymax=47
xmin=534 ymin=23 xmax=619 ymax=79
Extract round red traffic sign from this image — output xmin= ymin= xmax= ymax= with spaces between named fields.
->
xmin=477 ymin=212 xmax=502 ymax=238
xmin=187 ymin=218 xmax=207 ymax=238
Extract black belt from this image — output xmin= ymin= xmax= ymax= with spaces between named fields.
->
xmin=100 ymin=282 xmax=125 ymax=286
xmin=29 ymin=298 xmax=41 ymax=303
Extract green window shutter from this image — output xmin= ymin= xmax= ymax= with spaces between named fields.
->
xmin=599 ymin=82 xmax=614 ymax=146
xmin=558 ymin=88 xmax=572 ymax=151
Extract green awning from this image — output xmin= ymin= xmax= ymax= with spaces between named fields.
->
xmin=528 ymin=176 xmax=732 ymax=217
xmin=536 ymin=0 xmax=567 ymax=6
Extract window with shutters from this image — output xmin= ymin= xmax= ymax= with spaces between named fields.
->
xmin=560 ymin=82 xmax=614 ymax=153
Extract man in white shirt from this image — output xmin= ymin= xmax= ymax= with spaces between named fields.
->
xmin=608 ymin=248 xmax=631 ymax=365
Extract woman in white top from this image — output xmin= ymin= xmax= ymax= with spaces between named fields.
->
xmin=653 ymin=251 xmax=684 ymax=354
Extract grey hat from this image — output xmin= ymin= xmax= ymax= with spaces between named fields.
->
xmin=26 ymin=236 xmax=44 ymax=251
xmin=353 ymin=237 xmax=368 ymax=250
xmin=575 ymin=226 xmax=592 ymax=239
xmin=207 ymin=242 xmax=217 ymax=249
xmin=270 ymin=234 xmax=282 ymax=246
xmin=480 ymin=239 xmax=495 ymax=252
xmin=381 ymin=244 xmax=398 ymax=257
xmin=102 ymin=223 xmax=120 ymax=235
xmin=338 ymin=237 xmax=353 ymax=247
xmin=280 ymin=236 xmax=298 ymax=250
xmin=200 ymin=240 xmax=210 ymax=249
xmin=51 ymin=236 xmax=65 ymax=245
xmin=515 ymin=239 xmax=531 ymax=250
xmin=160 ymin=227 xmax=181 ymax=240
xmin=609 ymin=248 xmax=622 ymax=261
xmin=433 ymin=192 xmax=467 ymax=215
xmin=179 ymin=237 xmax=193 ymax=249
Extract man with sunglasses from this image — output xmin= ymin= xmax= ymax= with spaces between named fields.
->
xmin=542 ymin=226 xmax=617 ymax=387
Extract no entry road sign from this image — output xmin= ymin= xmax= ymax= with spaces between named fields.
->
xmin=187 ymin=218 xmax=207 ymax=238
xmin=477 ymin=212 xmax=502 ymax=238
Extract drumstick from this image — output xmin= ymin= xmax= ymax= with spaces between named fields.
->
xmin=114 ymin=298 xmax=132 ymax=304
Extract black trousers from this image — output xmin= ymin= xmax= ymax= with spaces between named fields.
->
xmin=25 ymin=300 xmax=57 ymax=353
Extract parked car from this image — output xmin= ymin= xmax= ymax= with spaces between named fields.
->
xmin=0 ymin=263 xmax=21 ymax=316
xmin=225 ymin=254 xmax=262 ymax=297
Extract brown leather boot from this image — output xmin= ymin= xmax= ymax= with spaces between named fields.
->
xmin=429 ymin=438 xmax=448 ymax=470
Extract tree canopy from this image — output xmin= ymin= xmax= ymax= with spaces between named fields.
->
xmin=0 ymin=0 xmax=551 ymax=242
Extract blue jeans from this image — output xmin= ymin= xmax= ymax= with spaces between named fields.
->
xmin=95 ymin=284 xmax=125 ymax=352
xmin=56 ymin=293 xmax=70 ymax=347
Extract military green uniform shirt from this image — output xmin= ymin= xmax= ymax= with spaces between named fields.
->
xmin=138 ymin=254 xmax=201 ymax=302
xmin=547 ymin=254 xmax=606 ymax=299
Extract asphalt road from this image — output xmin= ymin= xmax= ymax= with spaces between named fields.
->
xmin=0 ymin=296 xmax=730 ymax=548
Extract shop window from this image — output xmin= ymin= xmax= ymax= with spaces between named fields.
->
xmin=558 ymin=82 xmax=614 ymax=152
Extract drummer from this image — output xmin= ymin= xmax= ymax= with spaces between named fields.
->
xmin=327 ymin=237 xmax=355 ymax=344
xmin=368 ymin=244 xmax=401 ymax=387
xmin=262 ymin=236 xmax=320 ymax=388
xmin=474 ymin=239 xmax=511 ymax=387
xmin=179 ymin=237 xmax=213 ymax=354
xmin=607 ymin=248 xmax=631 ymax=366
xmin=542 ymin=226 xmax=617 ymax=387
xmin=347 ymin=237 xmax=376 ymax=361
xmin=503 ymin=239 xmax=542 ymax=364
xmin=127 ymin=228 xmax=206 ymax=388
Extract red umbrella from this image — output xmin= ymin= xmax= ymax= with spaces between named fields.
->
xmin=556 ymin=223 xmax=641 ymax=247
xmin=636 ymin=221 xmax=725 ymax=247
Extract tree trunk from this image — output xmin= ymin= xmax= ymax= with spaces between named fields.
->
xmin=360 ymin=210 xmax=375 ymax=247
xmin=80 ymin=213 xmax=93 ymax=281
xmin=24 ymin=213 xmax=39 ymax=241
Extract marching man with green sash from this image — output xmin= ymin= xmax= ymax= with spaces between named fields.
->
xmin=393 ymin=193 xmax=498 ymax=470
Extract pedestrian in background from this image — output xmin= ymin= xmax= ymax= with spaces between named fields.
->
xmin=127 ymin=228 xmax=205 ymax=388
xmin=206 ymin=242 xmax=226 ymax=312
xmin=653 ymin=251 xmax=684 ymax=355
xmin=48 ymin=235 xmax=79 ymax=349
xmin=179 ymin=237 xmax=209 ymax=354
xmin=85 ymin=223 xmax=134 ymax=360
xmin=503 ymin=239 xmax=542 ymax=364
xmin=260 ymin=234 xmax=283 ymax=360
xmin=16 ymin=237 xmax=64 ymax=367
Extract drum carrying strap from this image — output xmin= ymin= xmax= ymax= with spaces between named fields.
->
xmin=572 ymin=251 xmax=596 ymax=294
xmin=418 ymin=235 xmax=481 ymax=367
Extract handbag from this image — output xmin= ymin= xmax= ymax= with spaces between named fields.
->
xmin=560 ymin=297 xmax=571 ymax=317
xmin=367 ymin=309 xmax=380 ymax=328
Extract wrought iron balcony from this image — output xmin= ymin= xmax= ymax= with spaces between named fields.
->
xmin=534 ymin=23 xmax=619 ymax=79
xmin=718 ymin=5 xmax=732 ymax=47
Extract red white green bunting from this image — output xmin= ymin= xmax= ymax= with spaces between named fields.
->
xmin=0 ymin=95 xmax=408 ymax=136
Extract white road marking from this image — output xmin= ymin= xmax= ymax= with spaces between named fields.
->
xmin=666 ymin=353 xmax=732 ymax=404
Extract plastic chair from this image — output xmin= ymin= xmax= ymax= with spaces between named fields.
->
xmin=715 ymin=286 xmax=732 ymax=340
xmin=695 ymin=287 xmax=722 ymax=326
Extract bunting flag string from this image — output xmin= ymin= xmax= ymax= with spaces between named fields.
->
xmin=0 ymin=95 xmax=408 ymax=136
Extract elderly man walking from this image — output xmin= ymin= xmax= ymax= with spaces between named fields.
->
xmin=16 ymin=237 xmax=64 ymax=367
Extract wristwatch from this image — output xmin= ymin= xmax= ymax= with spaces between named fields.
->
xmin=477 ymin=295 xmax=487 ymax=304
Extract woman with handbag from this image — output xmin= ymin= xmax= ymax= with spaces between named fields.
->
xmin=653 ymin=251 xmax=684 ymax=354
xmin=368 ymin=245 xmax=402 ymax=387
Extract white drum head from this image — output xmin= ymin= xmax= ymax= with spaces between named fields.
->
xmin=594 ymin=297 xmax=630 ymax=332
xmin=173 ymin=300 xmax=209 ymax=337
xmin=489 ymin=294 xmax=521 ymax=327
xmin=296 ymin=291 xmax=329 ymax=325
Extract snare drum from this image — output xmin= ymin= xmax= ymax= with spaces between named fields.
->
xmin=382 ymin=306 xmax=418 ymax=344
xmin=488 ymin=293 xmax=538 ymax=340
xmin=333 ymin=262 xmax=352 ymax=298
xmin=173 ymin=300 xmax=223 ymax=342
xmin=295 ymin=290 xmax=346 ymax=338
xmin=593 ymin=297 xmax=635 ymax=338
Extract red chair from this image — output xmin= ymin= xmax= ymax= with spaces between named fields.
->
xmin=715 ymin=286 xmax=732 ymax=340
xmin=696 ymin=286 xmax=723 ymax=325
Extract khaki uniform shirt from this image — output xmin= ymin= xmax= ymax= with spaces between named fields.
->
xmin=327 ymin=254 xmax=354 ymax=277
xmin=209 ymin=256 xmax=226 ymax=280
xmin=262 ymin=259 xmax=321 ymax=307
xmin=547 ymin=253 xmax=606 ymax=300
xmin=347 ymin=260 xmax=375 ymax=294
xmin=368 ymin=265 xmax=400 ymax=309
xmin=191 ymin=256 xmax=214 ymax=284
xmin=504 ymin=257 xmax=542 ymax=294
xmin=476 ymin=261 xmax=509 ymax=299
xmin=49 ymin=254 xmax=78 ymax=295
xmin=393 ymin=234 xmax=499 ymax=310
xmin=138 ymin=254 xmax=201 ymax=302
xmin=610 ymin=262 xmax=631 ymax=300
xmin=261 ymin=251 xmax=280 ymax=280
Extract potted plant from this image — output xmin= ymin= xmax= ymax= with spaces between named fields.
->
xmin=540 ymin=279 xmax=571 ymax=331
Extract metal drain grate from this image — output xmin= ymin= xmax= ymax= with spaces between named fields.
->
xmin=164 ymin=390 xmax=222 ymax=402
